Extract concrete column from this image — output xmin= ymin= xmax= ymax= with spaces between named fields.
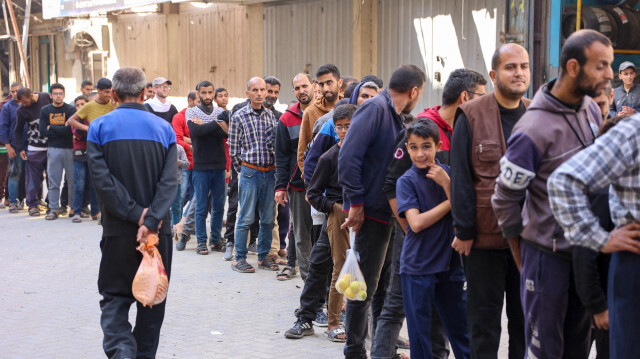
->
xmin=352 ymin=0 xmax=377 ymax=79
xmin=246 ymin=3 xmax=264 ymax=77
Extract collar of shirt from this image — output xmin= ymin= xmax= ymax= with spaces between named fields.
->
xmin=118 ymin=102 xmax=148 ymax=111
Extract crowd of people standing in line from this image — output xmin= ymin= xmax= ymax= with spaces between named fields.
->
xmin=1 ymin=28 xmax=640 ymax=359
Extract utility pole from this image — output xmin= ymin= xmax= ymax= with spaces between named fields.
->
xmin=6 ymin=0 xmax=30 ymax=86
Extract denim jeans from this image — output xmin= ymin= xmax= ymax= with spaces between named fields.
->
xmin=73 ymin=161 xmax=100 ymax=216
xmin=47 ymin=147 xmax=74 ymax=211
xmin=181 ymin=169 xmax=192 ymax=211
xmin=171 ymin=181 xmax=183 ymax=226
xmin=192 ymin=169 xmax=226 ymax=245
xmin=8 ymin=156 xmax=24 ymax=204
xmin=0 ymin=153 xmax=8 ymax=200
xmin=234 ymin=165 xmax=275 ymax=261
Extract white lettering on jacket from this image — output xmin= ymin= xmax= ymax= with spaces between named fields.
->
xmin=499 ymin=157 xmax=535 ymax=190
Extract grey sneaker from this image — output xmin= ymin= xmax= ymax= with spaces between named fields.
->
xmin=248 ymin=242 xmax=258 ymax=253
xmin=284 ymin=318 xmax=314 ymax=339
xmin=313 ymin=309 xmax=329 ymax=327
xmin=176 ymin=233 xmax=190 ymax=251
xmin=223 ymin=242 xmax=234 ymax=261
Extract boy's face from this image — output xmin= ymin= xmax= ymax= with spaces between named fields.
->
xmin=619 ymin=68 xmax=636 ymax=86
xmin=75 ymin=99 xmax=87 ymax=111
xmin=334 ymin=117 xmax=351 ymax=143
xmin=405 ymin=133 xmax=442 ymax=169
xmin=215 ymin=91 xmax=228 ymax=108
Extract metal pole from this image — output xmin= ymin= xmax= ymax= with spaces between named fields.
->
xmin=5 ymin=0 xmax=29 ymax=86
xmin=1 ymin=1 xmax=11 ymax=38
xmin=576 ymin=0 xmax=582 ymax=32
xmin=21 ymin=0 xmax=29 ymax=56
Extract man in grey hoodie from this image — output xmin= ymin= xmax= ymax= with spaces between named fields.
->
xmin=491 ymin=29 xmax=613 ymax=359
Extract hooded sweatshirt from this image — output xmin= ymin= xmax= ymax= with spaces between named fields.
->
xmin=491 ymin=80 xmax=602 ymax=255
xmin=297 ymin=96 xmax=335 ymax=172
xmin=383 ymin=106 xmax=451 ymax=201
xmin=416 ymin=106 xmax=452 ymax=151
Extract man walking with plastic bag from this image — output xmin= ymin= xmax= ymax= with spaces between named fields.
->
xmin=88 ymin=67 xmax=178 ymax=358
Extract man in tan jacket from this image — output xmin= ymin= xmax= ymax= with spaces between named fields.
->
xmin=296 ymin=64 xmax=342 ymax=173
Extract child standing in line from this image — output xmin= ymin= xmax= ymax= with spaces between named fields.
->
xmin=306 ymin=104 xmax=356 ymax=342
xmin=396 ymin=120 xmax=470 ymax=359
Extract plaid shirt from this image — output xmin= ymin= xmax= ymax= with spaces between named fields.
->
xmin=548 ymin=115 xmax=640 ymax=251
xmin=228 ymin=104 xmax=277 ymax=173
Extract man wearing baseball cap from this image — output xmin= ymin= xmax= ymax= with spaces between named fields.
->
xmin=144 ymin=77 xmax=178 ymax=124
xmin=613 ymin=61 xmax=640 ymax=115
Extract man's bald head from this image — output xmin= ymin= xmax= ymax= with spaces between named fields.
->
xmin=247 ymin=77 xmax=266 ymax=91
xmin=246 ymin=77 xmax=267 ymax=109
xmin=491 ymin=43 xmax=529 ymax=71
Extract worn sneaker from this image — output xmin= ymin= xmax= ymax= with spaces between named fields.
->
xmin=248 ymin=242 xmax=258 ymax=253
xmin=313 ymin=309 xmax=329 ymax=327
xmin=223 ymin=242 xmax=234 ymax=261
xmin=284 ymin=318 xmax=314 ymax=339
xmin=176 ymin=233 xmax=190 ymax=251
xmin=17 ymin=200 xmax=24 ymax=210
xmin=82 ymin=206 xmax=91 ymax=215
xmin=57 ymin=207 xmax=68 ymax=217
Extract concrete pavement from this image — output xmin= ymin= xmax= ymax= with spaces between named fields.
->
xmin=0 ymin=209 xmax=351 ymax=358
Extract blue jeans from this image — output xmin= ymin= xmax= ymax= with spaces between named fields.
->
xmin=192 ymin=169 xmax=226 ymax=245
xmin=8 ymin=156 xmax=24 ymax=204
xmin=181 ymin=169 xmax=192 ymax=210
xmin=171 ymin=181 xmax=183 ymax=226
xmin=234 ymin=165 xmax=275 ymax=261
xmin=73 ymin=161 xmax=99 ymax=216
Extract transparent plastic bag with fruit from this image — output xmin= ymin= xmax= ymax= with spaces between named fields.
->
xmin=132 ymin=232 xmax=169 ymax=307
xmin=335 ymin=229 xmax=367 ymax=301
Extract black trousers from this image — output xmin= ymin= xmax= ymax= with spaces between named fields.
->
xmin=464 ymin=248 xmax=524 ymax=359
xmin=344 ymin=219 xmax=393 ymax=359
xmin=98 ymin=233 xmax=173 ymax=359
xmin=224 ymin=167 xmax=258 ymax=244
xmin=297 ymin=218 xmax=331 ymax=323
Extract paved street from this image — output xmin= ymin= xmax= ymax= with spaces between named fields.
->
xmin=6 ymin=204 xmax=599 ymax=358
xmin=0 ymin=208 xmax=411 ymax=358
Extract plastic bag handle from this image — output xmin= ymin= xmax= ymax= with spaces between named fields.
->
xmin=349 ymin=227 xmax=356 ymax=250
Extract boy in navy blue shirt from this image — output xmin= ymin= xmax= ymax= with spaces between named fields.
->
xmin=396 ymin=120 xmax=470 ymax=359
